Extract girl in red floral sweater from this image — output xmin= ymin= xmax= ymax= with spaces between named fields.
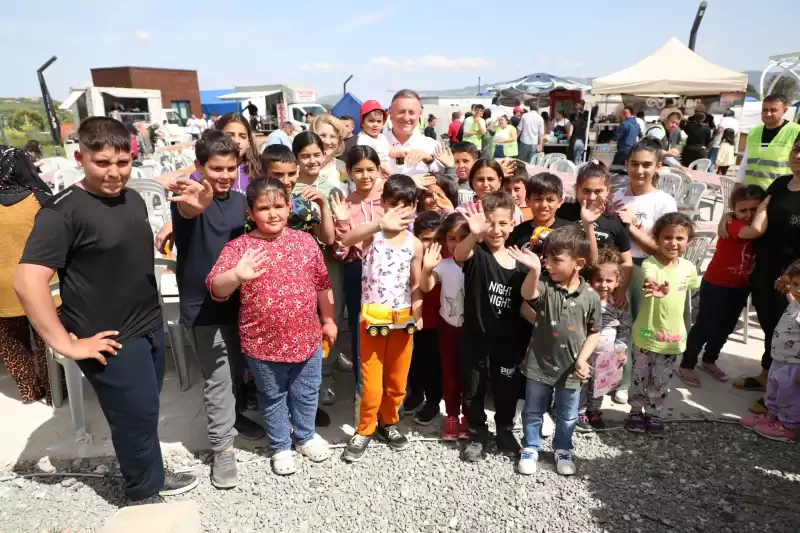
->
xmin=207 ymin=177 xmax=337 ymax=476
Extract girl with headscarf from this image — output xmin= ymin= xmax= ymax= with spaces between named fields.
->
xmin=0 ymin=145 xmax=58 ymax=403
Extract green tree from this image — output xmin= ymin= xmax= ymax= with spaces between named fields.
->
xmin=58 ymin=110 xmax=73 ymax=124
xmin=9 ymin=109 xmax=46 ymax=131
xmin=745 ymin=84 xmax=760 ymax=98
xmin=769 ymin=76 xmax=799 ymax=101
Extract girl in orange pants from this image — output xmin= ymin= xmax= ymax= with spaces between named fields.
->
xmin=336 ymin=174 xmax=423 ymax=463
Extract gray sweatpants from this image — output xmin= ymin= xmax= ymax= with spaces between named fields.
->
xmin=188 ymin=325 xmax=246 ymax=452
xmin=628 ymin=346 xmax=679 ymax=417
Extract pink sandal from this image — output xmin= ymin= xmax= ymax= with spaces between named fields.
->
xmin=678 ymin=368 xmax=701 ymax=387
xmin=699 ymin=363 xmax=729 ymax=382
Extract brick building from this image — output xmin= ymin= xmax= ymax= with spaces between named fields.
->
xmin=90 ymin=67 xmax=201 ymax=120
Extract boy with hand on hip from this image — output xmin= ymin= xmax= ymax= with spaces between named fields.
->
xmin=510 ymin=224 xmax=601 ymax=476
xmin=13 ymin=117 xmax=197 ymax=503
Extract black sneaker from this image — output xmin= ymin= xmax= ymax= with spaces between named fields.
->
xmin=588 ymin=411 xmax=607 ymax=430
xmin=315 ymin=408 xmax=331 ymax=427
xmin=235 ymin=414 xmax=266 ymax=440
xmin=377 ymin=424 xmax=409 ymax=451
xmin=464 ymin=433 xmax=486 ymax=462
xmin=159 ymin=472 xmax=198 ymax=497
xmin=400 ymin=394 xmax=424 ymax=417
xmin=127 ymin=494 xmax=165 ymax=506
xmin=495 ymin=428 xmax=521 ymax=456
xmin=210 ymin=450 xmax=238 ymax=489
xmin=413 ymin=401 xmax=440 ymax=426
xmin=342 ymin=433 xmax=372 ymax=463
xmin=576 ymin=413 xmax=592 ymax=432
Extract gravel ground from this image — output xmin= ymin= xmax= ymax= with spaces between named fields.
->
xmin=1 ymin=421 xmax=798 ymax=533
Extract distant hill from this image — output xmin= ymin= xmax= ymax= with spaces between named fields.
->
xmin=0 ymin=97 xmax=59 ymax=117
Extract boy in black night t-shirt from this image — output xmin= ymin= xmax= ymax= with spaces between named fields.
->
xmin=507 ymin=172 xmax=570 ymax=254
xmin=14 ymin=117 xmax=197 ymax=503
xmin=453 ymin=191 xmax=528 ymax=461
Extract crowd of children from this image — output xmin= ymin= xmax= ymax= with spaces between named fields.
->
xmin=164 ymin=113 xmax=800 ymax=482
xmin=15 ymin=106 xmax=798 ymax=503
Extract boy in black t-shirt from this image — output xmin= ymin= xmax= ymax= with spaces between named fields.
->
xmin=168 ymin=129 xmax=265 ymax=490
xmin=507 ymin=172 xmax=570 ymax=254
xmin=14 ymin=117 xmax=197 ymax=503
xmin=454 ymin=192 xmax=528 ymax=461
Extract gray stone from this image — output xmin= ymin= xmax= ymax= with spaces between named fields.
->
xmin=99 ymin=502 xmax=201 ymax=533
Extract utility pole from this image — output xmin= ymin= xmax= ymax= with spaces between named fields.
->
xmin=37 ymin=56 xmax=62 ymax=156
xmin=0 ymin=115 xmax=8 ymax=145
xmin=688 ymin=1 xmax=708 ymax=51
xmin=478 ymin=77 xmax=481 ymax=94
xmin=343 ymin=74 xmax=354 ymax=96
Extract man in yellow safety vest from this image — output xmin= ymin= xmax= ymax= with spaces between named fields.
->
xmin=736 ymin=94 xmax=800 ymax=190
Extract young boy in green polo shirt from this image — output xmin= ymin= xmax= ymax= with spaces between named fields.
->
xmin=509 ymin=224 xmax=602 ymax=477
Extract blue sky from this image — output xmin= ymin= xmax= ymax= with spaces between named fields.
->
xmin=2 ymin=0 xmax=796 ymax=102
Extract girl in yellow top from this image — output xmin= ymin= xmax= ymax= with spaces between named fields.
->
xmin=626 ymin=212 xmax=699 ymax=436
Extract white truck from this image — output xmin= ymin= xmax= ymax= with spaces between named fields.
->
xmin=218 ymin=84 xmax=327 ymax=133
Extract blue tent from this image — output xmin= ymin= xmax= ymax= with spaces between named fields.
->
xmin=200 ymin=89 xmax=241 ymax=117
xmin=331 ymin=93 xmax=363 ymax=133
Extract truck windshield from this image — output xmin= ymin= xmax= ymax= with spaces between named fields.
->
xmin=301 ymin=105 xmax=326 ymax=116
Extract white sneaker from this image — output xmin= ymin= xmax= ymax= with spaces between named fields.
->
xmin=517 ymin=447 xmax=538 ymax=475
xmin=555 ymin=449 xmax=576 ymax=476
xmin=541 ymin=412 xmax=555 ymax=438
xmin=613 ymin=390 xmax=628 ymax=404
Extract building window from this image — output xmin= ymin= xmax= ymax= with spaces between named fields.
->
xmin=172 ymin=101 xmax=191 ymax=121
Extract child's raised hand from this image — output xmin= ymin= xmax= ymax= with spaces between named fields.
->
xmin=412 ymin=173 xmax=437 ymax=189
xmin=464 ymin=202 xmax=488 ymax=236
xmin=299 ymin=186 xmax=326 ymax=209
xmin=580 ymin=197 xmax=605 ymax=225
xmin=643 ymin=278 xmax=670 ymax=298
xmin=573 ymin=359 xmax=590 ymax=381
xmin=508 ymin=246 xmax=541 ymax=272
xmin=434 ymin=142 xmax=454 ymax=168
xmin=615 ymin=204 xmax=635 ymax=226
xmin=499 ymin=158 xmax=516 ymax=177
xmin=422 ymin=242 xmax=443 ymax=271
xmin=168 ymin=177 xmax=214 ymax=211
xmin=234 ymin=248 xmax=269 ymax=282
xmin=330 ymin=194 xmax=350 ymax=222
xmin=379 ymin=205 xmax=416 ymax=232
xmin=433 ymin=188 xmax=454 ymax=212
xmin=405 ymin=149 xmax=429 ymax=167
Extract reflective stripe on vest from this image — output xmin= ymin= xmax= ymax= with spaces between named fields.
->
xmin=743 ymin=122 xmax=800 ymax=190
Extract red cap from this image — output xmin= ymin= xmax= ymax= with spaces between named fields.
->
xmin=513 ymin=106 xmax=523 ymax=113
xmin=360 ymin=100 xmax=387 ymax=121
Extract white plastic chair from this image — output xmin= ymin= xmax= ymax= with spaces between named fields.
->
xmin=51 ymin=167 xmax=84 ymax=193
xmin=683 ymin=231 xmax=715 ymax=330
xmin=44 ymin=282 xmax=91 ymax=444
xmin=550 ymin=159 xmax=577 ymax=174
xmin=38 ymin=157 xmax=73 ymax=174
xmin=712 ymin=176 xmax=736 ymax=220
xmin=127 ymin=179 xmax=170 ymax=232
xmin=530 ymin=152 xmax=547 ymax=166
xmin=677 ymin=182 xmax=707 ymax=219
xmin=154 ymin=258 xmax=191 ymax=391
xmin=657 ymin=172 xmax=684 ymax=198
xmin=542 ymin=153 xmax=567 ymax=168
xmin=688 ymin=158 xmax=712 ymax=172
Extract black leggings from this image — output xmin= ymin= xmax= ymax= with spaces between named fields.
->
xmin=751 ymin=269 xmax=790 ymax=371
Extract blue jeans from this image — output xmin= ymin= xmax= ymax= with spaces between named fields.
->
xmin=707 ymin=146 xmax=720 ymax=173
xmin=522 ymin=379 xmax=581 ymax=451
xmin=518 ymin=141 xmax=537 ymax=163
xmin=343 ymin=260 xmax=362 ymax=394
xmin=572 ymin=139 xmax=585 ymax=164
xmin=247 ymin=346 xmax=322 ymax=452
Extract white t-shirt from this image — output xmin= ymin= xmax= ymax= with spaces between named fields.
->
xmin=357 ymin=132 xmax=391 ymax=168
xmin=384 ymin=128 xmax=443 ymax=176
xmin=434 ymin=258 xmax=465 ymax=327
xmin=518 ymin=111 xmax=545 ymax=145
xmin=187 ymin=118 xmax=202 ymax=135
xmin=611 ymin=189 xmax=677 ymax=259
xmin=635 ymin=118 xmax=646 ymax=138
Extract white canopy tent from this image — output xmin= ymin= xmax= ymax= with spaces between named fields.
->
xmin=591 ymin=37 xmax=748 ymax=96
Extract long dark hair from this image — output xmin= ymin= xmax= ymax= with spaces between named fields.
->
xmin=216 ymin=113 xmax=263 ymax=178
xmin=292 ymin=131 xmax=325 ymax=158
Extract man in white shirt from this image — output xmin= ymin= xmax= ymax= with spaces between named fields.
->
xmin=385 ymin=89 xmax=444 ymax=176
xmin=517 ymin=103 xmax=544 ymax=163
xmin=187 ymin=114 xmax=202 ymax=140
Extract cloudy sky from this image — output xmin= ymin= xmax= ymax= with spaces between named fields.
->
xmin=2 ymin=0 xmax=796 ymax=102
